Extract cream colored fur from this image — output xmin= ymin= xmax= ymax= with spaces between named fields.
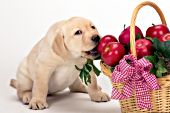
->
xmin=10 ymin=17 xmax=110 ymax=110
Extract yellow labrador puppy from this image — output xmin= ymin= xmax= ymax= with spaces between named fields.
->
xmin=10 ymin=17 xmax=110 ymax=110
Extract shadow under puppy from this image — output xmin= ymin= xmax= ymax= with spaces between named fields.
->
xmin=10 ymin=17 xmax=110 ymax=110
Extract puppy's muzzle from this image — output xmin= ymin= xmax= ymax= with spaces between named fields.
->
xmin=91 ymin=35 xmax=100 ymax=43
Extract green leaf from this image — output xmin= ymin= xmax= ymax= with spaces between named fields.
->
xmin=124 ymin=43 xmax=130 ymax=54
xmin=153 ymin=38 xmax=166 ymax=54
xmin=84 ymin=73 xmax=87 ymax=85
xmin=83 ymin=66 xmax=91 ymax=85
xmin=81 ymin=68 xmax=90 ymax=85
xmin=144 ymin=42 xmax=170 ymax=77
xmin=87 ymin=59 xmax=93 ymax=64
xmin=136 ymin=33 xmax=141 ymax=40
xmin=79 ymin=70 xmax=85 ymax=82
xmin=87 ymin=59 xmax=101 ymax=76
xmin=163 ymin=41 xmax=170 ymax=58
xmin=145 ymin=55 xmax=158 ymax=75
xmin=145 ymin=55 xmax=157 ymax=65
xmin=110 ymin=67 xmax=115 ymax=72
xmin=75 ymin=65 xmax=82 ymax=71
xmin=157 ymin=58 xmax=166 ymax=68
xmin=94 ymin=55 xmax=101 ymax=60
xmin=145 ymin=37 xmax=154 ymax=42
xmin=156 ymin=66 xmax=167 ymax=78
xmin=78 ymin=59 xmax=101 ymax=85
xmin=144 ymin=53 xmax=168 ymax=77
xmin=92 ymin=64 xmax=101 ymax=76
xmin=155 ymin=59 xmax=168 ymax=77
xmin=85 ymin=64 xmax=92 ymax=72
xmin=153 ymin=38 xmax=170 ymax=58
xmin=150 ymin=67 xmax=156 ymax=75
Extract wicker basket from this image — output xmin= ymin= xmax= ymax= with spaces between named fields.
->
xmin=100 ymin=1 xmax=170 ymax=113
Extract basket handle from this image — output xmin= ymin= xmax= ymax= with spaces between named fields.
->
xmin=130 ymin=1 xmax=167 ymax=57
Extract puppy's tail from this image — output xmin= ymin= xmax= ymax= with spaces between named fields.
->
xmin=10 ymin=79 xmax=18 ymax=89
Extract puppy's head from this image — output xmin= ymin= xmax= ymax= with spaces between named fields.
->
xmin=62 ymin=17 xmax=100 ymax=59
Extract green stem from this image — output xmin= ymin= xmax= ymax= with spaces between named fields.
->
xmin=124 ymin=24 xmax=126 ymax=30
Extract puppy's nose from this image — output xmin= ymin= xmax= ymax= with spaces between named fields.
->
xmin=91 ymin=35 xmax=100 ymax=43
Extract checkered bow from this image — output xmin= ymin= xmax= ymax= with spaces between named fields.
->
xmin=111 ymin=54 xmax=160 ymax=109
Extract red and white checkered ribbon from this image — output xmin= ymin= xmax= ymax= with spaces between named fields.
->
xmin=111 ymin=54 xmax=160 ymax=109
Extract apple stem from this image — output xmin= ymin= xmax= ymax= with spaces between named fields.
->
xmin=152 ymin=23 xmax=155 ymax=26
xmin=124 ymin=24 xmax=126 ymax=30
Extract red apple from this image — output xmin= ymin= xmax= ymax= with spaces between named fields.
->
xmin=102 ymin=42 xmax=126 ymax=66
xmin=159 ymin=33 xmax=170 ymax=42
xmin=119 ymin=26 xmax=144 ymax=45
xmin=97 ymin=35 xmax=117 ymax=55
xmin=146 ymin=24 xmax=169 ymax=40
xmin=135 ymin=39 xmax=153 ymax=58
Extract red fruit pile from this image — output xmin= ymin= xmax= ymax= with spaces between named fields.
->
xmin=135 ymin=39 xmax=153 ymax=59
xmin=97 ymin=35 xmax=117 ymax=55
xmin=146 ymin=24 xmax=169 ymax=41
xmin=97 ymin=24 xmax=170 ymax=66
xmin=101 ymin=42 xmax=125 ymax=66
xmin=160 ymin=33 xmax=170 ymax=42
xmin=119 ymin=26 xmax=144 ymax=45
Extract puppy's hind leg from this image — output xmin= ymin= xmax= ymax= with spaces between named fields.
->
xmin=10 ymin=78 xmax=32 ymax=104
xmin=10 ymin=78 xmax=32 ymax=105
xmin=10 ymin=59 xmax=33 ymax=105
xmin=16 ymin=73 xmax=33 ymax=105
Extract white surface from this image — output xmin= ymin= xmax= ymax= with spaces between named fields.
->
xmin=1 ymin=72 xmax=121 ymax=113
xmin=0 ymin=0 xmax=170 ymax=113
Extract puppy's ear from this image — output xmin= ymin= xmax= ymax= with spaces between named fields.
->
xmin=52 ymin=30 xmax=68 ymax=57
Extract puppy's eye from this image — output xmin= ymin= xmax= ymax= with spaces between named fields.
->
xmin=91 ymin=26 xmax=95 ymax=29
xmin=75 ymin=30 xmax=82 ymax=35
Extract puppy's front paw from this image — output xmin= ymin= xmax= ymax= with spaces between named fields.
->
xmin=89 ymin=90 xmax=110 ymax=102
xmin=29 ymin=98 xmax=48 ymax=110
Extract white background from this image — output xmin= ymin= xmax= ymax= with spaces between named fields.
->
xmin=0 ymin=0 xmax=170 ymax=113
